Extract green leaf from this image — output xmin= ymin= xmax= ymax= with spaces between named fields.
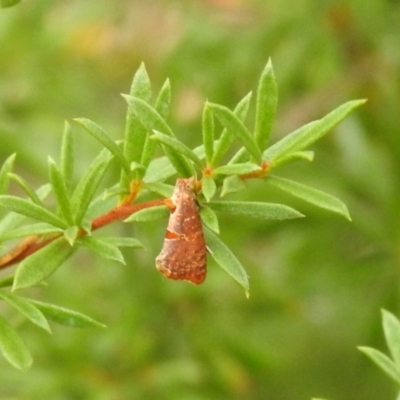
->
xmin=200 ymin=206 xmax=219 ymax=234
xmin=267 ymin=175 xmax=351 ymax=220
xmin=74 ymin=118 xmax=131 ymax=175
xmin=144 ymin=155 xmax=175 ymax=183
xmin=0 ymin=184 xmax=52 ymax=236
xmin=254 ymin=59 xmax=278 ymax=150
xmin=28 ymin=300 xmax=106 ymax=329
xmin=63 ymin=226 xmax=80 ymax=246
xmin=151 ymin=131 xmax=202 ymax=169
xmin=71 ymin=149 xmax=112 ymax=225
xmin=0 ymin=315 xmax=32 ymax=371
xmin=204 ymin=228 xmax=249 ymax=295
xmin=212 ymin=92 xmax=252 ymax=166
xmin=220 ymin=175 xmax=246 ymax=197
xmin=0 ymin=291 xmax=51 ymax=332
xmin=125 ymin=205 xmax=169 ymax=223
xmin=0 ymin=153 xmax=16 ymax=195
xmin=209 ymin=103 xmax=262 ymax=163
xmin=358 ymin=346 xmax=400 ymax=385
xmin=121 ymin=64 xmax=152 ymax=185
xmin=201 ymin=176 xmax=216 ymax=202
xmin=208 ymin=201 xmax=304 ymax=220
xmin=60 ymin=121 xmax=74 ymax=192
xmin=262 ymin=121 xmax=317 ymax=161
xmin=0 ymin=196 xmax=68 ymax=229
xmin=125 ymin=96 xmax=194 ymax=177
xmin=8 ymin=173 xmax=42 ymax=205
xmin=144 ymin=182 xmax=174 ymax=198
xmin=48 ymin=157 xmax=74 ymax=225
xmin=13 ymin=237 xmax=74 ymax=291
xmin=0 ymin=223 xmax=62 ymax=242
xmin=202 ymin=103 xmax=215 ymax=165
xmin=155 ymin=78 xmax=171 ymax=119
xmin=101 ymin=237 xmax=145 ymax=249
xmin=139 ymin=79 xmax=172 ymax=172
xmin=383 ymin=310 xmax=400 ymax=367
xmin=271 ymin=150 xmax=314 ymax=169
xmin=263 ymin=100 xmax=366 ymax=163
xmin=123 ymin=95 xmax=175 ymax=137
xmin=213 ymin=162 xmax=261 ymax=176
xmin=78 ymin=236 xmax=125 ymax=264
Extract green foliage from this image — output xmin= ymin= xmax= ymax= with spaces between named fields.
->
xmin=359 ymin=311 xmax=400 ymax=388
xmin=0 ymin=58 xmax=363 ymax=374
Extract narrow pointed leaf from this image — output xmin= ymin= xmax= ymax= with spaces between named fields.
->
xmin=0 ymin=196 xmax=67 ymax=228
xmin=0 ymin=223 xmax=62 ymax=242
xmin=209 ymin=103 xmax=262 ymax=163
xmin=382 ymin=310 xmax=400 ymax=367
xmin=267 ymin=175 xmax=351 ymax=220
xmin=0 ymin=291 xmax=51 ymax=332
xmin=78 ymin=236 xmax=125 ymax=264
xmin=208 ymin=201 xmax=304 ymax=220
xmin=8 ymin=173 xmax=42 ymax=205
xmin=60 ymin=121 xmax=74 ymax=192
xmin=204 ymin=228 xmax=249 ymax=295
xmin=13 ymin=237 xmax=73 ymax=291
xmin=271 ymin=150 xmax=314 ymax=168
xmin=74 ymin=118 xmax=131 ymax=175
xmin=125 ymin=205 xmax=169 ymax=222
xmin=358 ymin=346 xmax=400 ymax=385
xmin=254 ymin=59 xmax=278 ymax=150
xmin=213 ymin=162 xmax=261 ymax=176
xmin=140 ymin=79 xmax=172 ymax=171
xmin=212 ymin=92 xmax=252 ymax=166
xmin=0 ymin=184 xmax=52 ymax=236
xmin=28 ymin=299 xmax=106 ymax=329
xmin=0 ymin=315 xmax=32 ymax=370
xmin=200 ymin=206 xmax=219 ymax=233
xmin=151 ymin=131 xmax=202 ymax=169
xmin=264 ymin=100 xmax=366 ymax=163
xmin=155 ymin=78 xmax=171 ymax=119
xmin=0 ymin=153 xmax=16 ymax=195
xmin=101 ymin=237 xmax=144 ymax=248
xmin=202 ymin=103 xmax=215 ymax=165
xmin=123 ymin=95 xmax=175 ymax=137
xmin=262 ymin=121 xmax=317 ymax=161
xmin=71 ymin=149 xmax=112 ymax=225
xmin=201 ymin=176 xmax=216 ymax=202
xmin=121 ymin=64 xmax=152 ymax=186
xmin=48 ymin=157 xmax=74 ymax=225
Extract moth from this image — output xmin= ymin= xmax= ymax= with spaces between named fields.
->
xmin=155 ymin=177 xmax=207 ymax=284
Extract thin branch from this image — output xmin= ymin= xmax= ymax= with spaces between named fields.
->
xmin=0 ymin=198 xmax=166 ymax=270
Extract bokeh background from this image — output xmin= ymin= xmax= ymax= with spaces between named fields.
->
xmin=1 ymin=1 xmax=400 ymax=399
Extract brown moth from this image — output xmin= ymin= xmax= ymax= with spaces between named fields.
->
xmin=155 ymin=177 xmax=207 ymax=284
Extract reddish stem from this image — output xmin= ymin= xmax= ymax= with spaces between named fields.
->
xmin=0 ymin=198 xmax=166 ymax=271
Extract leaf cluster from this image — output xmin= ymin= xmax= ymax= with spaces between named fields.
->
xmin=0 ymin=60 xmax=364 ymax=369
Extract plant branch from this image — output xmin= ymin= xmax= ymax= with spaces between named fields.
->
xmin=0 ymin=198 xmax=166 ymax=270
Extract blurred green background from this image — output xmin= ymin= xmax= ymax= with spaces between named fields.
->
xmin=1 ymin=0 xmax=400 ymax=399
